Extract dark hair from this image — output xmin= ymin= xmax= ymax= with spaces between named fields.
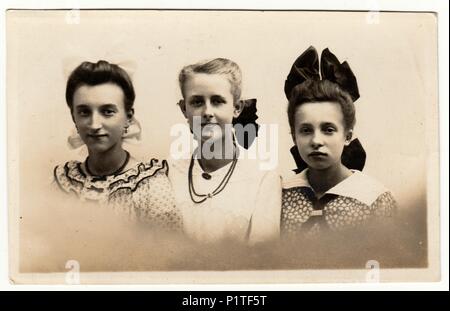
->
xmin=65 ymin=60 xmax=135 ymax=112
xmin=287 ymin=79 xmax=356 ymax=135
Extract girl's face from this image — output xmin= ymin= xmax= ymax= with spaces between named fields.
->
xmin=294 ymin=101 xmax=350 ymax=171
xmin=180 ymin=73 xmax=242 ymax=142
xmin=72 ymin=83 xmax=131 ymax=154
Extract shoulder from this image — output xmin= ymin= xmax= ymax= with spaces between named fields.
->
xmin=333 ymin=170 xmax=392 ymax=206
xmin=166 ymin=156 xmax=190 ymax=175
xmin=281 ymin=169 xmax=309 ymax=189
xmin=135 ymin=158 xmax=171 ymax=180
xmin=165 ymin=156 xmax=192 ymax=190
xmin=53 ymin=160 xmax=85 ymax=194
xmin=141 ymin=158 xmax=170 ymax=176
xmin=110 ymin=158 xmax=171 ymax=190
xmin=371 ymin=191 xmax=397 ymax=216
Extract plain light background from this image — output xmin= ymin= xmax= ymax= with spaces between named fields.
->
xmin=8 ymin=10 xmax=436 ymax=208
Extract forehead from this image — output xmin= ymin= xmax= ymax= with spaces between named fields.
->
xmin=72 ymin=83 xmax=125 ymax=107
xmin=295 ymin=101 xmax=345 ymax=125
xmin=183 ymin=73 xmax=232 ymax=96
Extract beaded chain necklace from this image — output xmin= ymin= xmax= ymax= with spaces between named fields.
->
xmin=188 ymin=148 xmax=238 ymax=204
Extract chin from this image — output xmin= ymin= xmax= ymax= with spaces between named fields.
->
xmin=305 ymin=162 xmax=332 ymax=171
xmin=86 ymin=143 xmax=112 ymax=154
xmin=201 ymin=134 xmax=224 ymax=144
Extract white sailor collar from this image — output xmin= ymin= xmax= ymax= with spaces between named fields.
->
xmin=282 ymin=169 xmax=388 ymax=206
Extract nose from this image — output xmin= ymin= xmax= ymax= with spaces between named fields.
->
xmin=202 ymin=101 xmax=214 ymax=121
xmin=311 ymin=131 xmax=324 ymax=148
xmin=89 ymin=111 xmax=102 ymax=131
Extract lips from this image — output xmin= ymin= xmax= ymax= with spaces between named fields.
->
xmin=201 ymin=122 xmax=219 ymax=127
xmin=309 ymin=151 xmax=327 ymax=157
xmin=87 ymin=133 xmax=108 ymax=139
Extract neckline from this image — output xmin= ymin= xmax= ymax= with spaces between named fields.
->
xmin=294 ymin=168 xmax=358 ymax=199
xmin=194 ymin=158 xmax=236 ymax=177
xmin=187 ymin=144 xmax=238 ymax=204
xmin=192 ymin=145 xmax=240 ymax=177
xmin=306 ymin=168 xmax=354 ymax=196
xmin=84 ymin=150 xmax=131 ymax=178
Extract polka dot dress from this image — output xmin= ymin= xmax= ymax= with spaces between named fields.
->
xmin=281 ymin=187 xmax=396 ymax=236
xmin=54 ymin=159 xmax=182 ymax=230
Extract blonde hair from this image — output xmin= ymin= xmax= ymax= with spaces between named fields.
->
xmin=178 ymin=58 xmax=242 ymax=103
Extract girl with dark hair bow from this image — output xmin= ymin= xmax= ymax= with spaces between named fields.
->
xmin=169 ymin=58 xmax=281 ymax=244
xmin=54 ymin=60 xmax=182 ymax=230
xmin=281 ymin=47 xmax=396 ymax=236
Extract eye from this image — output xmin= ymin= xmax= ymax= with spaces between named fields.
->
xmin=77 ymin=108 xmax=91 ymax=117
xmin=299 ymin=127 xmax=312 ymax=135
xmin=323 ymin=126 xmax=337 ymax=134
xmin=102 ymin=108 xmax=116 ymax=116
xmin=211 ymin=97 xmax=225 ymax=105
xmin=190 ymin=98 xmax=204 ymax=107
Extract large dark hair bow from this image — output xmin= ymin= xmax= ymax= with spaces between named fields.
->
xmin=233 ymin=98 xmax=259 ymax=149
xmin=285 ymin=46 xmax=366 ymax=173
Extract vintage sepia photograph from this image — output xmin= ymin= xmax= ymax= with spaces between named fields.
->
xmin=6 ymin=9 xmax=440 ymax=284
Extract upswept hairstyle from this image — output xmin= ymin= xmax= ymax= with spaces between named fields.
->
xmin=287 ymin=79 xmax=356 ymax=135
xmin=65 ymin=60 xmax=135 ymax=112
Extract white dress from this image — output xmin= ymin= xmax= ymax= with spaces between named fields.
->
xmin=168 ymin=146 xmax=281 ymax=244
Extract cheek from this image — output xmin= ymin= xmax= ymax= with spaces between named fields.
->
xmin=217 ymin=107 xmax=236 ymax=122
xmin=294 ymin=135 xmax=309 ymax=149
xmin=328 ymin=136 xmax=347 ymax=154
xmin=72 ymin=117 xmax=88 ymax=130
xmin=185 ymin=106 xmax=201 ymax=118
xmin=330 ymin=133 xmax=347 ymax=145
xmin=106 ymin=116 xmax=127 ymax=130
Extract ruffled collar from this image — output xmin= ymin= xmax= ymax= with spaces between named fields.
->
xmin=54 ymin=159 xmax=168 ymax=199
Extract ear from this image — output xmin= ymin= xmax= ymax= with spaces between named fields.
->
xmin=177 ymin=99 xmax=188 ymax=118
xmin=233 ymin=100 xmax=244 ymax=118
xmin=345 ymin=129 xmax=353 ymax=146
xmin=127 ymin=108 xmax=134 ymax=121
xmin=124 ymin=109 xmax=134 ymax=128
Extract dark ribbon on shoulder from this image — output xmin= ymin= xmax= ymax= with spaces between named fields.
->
xmin=233 ymin=98 xmax=259 ymax=149
xmin=285 ymin=46 xmax=365 ymax=172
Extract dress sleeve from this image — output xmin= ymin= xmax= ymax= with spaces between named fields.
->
xmin=132 ymin=164 xmax=183 ymax=231
xmin=248 ymin=169 xmax=282 ymax=244
xmin=53 ymin=163 xmax=70 ymax=194
xmin=371 ymin=191 xmax=397 ymax=218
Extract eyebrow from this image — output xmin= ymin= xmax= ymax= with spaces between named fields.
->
xmin=298 ymin=123 xmax=312 ymax=127
xmin=188 ymin=95 xmax=227 ymax=101
xmin=321 ymin=122 xmax=338 ymax=127
xmin=188 ymin=95 xmax=204 ymax=101
xmin=74 ymin=104 xmax=90 ymax=110
xmin=100 ymin=104 xmax=118 ymax=110
xmin=211 ymin=95 xmax=227 ymax=101
xmin=75 ymin=103 xmax=117 ymax=109
xmin=297 ymin=122 xmax=339 ymax=128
